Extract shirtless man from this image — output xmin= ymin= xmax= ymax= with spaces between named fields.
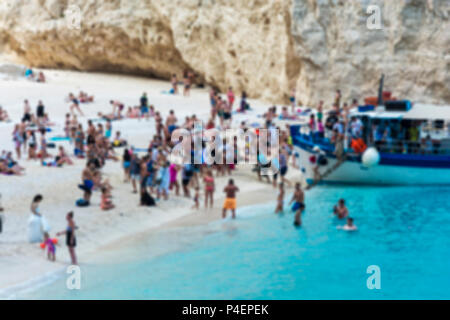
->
xmin=23 ymin=100 xmax=32 ymax=123
xmin=165 ymin=110 xmax=178 ymax=140
xmin=289 ymin=182 xmax=305 ymax=227
xmin=223 ymin=100 xmax=232 ymax=129
xmin=275 ymin=182 xmax=285 ymax=214
xmin=333 ymin=199 xmax=349 ymax=219
xmin=223 ymin=179 xmax=239 ymax=219
xmin=80 ymin=162 xmax=95 ymax=204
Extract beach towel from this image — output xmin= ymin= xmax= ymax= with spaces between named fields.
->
xmin=49 ymin=136 xmax=71 ymax=142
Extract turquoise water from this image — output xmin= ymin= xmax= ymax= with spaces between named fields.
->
xmin=18 ymin=186 xmax=450 ymax=299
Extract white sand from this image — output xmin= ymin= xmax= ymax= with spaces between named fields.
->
xmin=0 ymin=69 xmax=304 ymax=293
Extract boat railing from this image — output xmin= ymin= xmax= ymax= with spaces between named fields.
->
xmin=375 ymin=139 xmax=450 ymax=156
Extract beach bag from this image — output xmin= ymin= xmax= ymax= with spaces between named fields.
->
xmin=141 ymin=192 xmax=156 ymax=206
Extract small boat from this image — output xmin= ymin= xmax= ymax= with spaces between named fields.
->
xmin=291 ymin=79 xmax=450 ymax=186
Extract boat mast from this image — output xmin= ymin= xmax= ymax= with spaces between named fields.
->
xmin=377 ymin=74 xmax=385 ymax=106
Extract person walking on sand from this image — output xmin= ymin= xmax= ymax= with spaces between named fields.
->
xmin=289 ymin=183 xmax=305 ymax=227
xmin=57 ymin=211 xmax=78 ymax=265
xmin=222 ymin=179 xmax=239 ymax=219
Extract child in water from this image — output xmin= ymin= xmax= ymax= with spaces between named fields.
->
xmin=338 ymin=217 xmax=357 ymax=231
xmin=192 ymin=186 xmax=200 ymax=210
xmin=43 ymin=232 xmax=56 ymax=261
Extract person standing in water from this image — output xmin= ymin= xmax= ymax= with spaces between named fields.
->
xmin=203 ymin=170 xmax=215 ymax=209
xmin=333 ymin=199 xmax=349 ymax=219
xmin=57 ymin=211 xmax=78 ymax=265
xmin=275 ymin=183 xmax=285 ymax=214
xmin=289 ymin=183 xmax=305 ymax=227
xmin=222 ymin=179 xmax=239 ymax=219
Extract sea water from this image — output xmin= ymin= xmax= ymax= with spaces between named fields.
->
xmin=15 ymin=186 xmax=450 ymax=299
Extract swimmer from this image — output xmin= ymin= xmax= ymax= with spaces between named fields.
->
xmin=333 ymin=198 xmax=349 ymax=219
xmin=338 ymin=217 xmax=358 ymax=231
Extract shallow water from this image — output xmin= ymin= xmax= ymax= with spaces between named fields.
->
xmin=17 ymin=186 xmax=450 ymax=299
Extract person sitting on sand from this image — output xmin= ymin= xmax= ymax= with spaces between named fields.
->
xmin=37 ymin=72 xmax=46 ymax=83
xmin=0 ymin=152 xmax=25 ymax=175
xmin=100 ymin=187 xmax=115 ymax=211
xmin=125 ymin=107 xmax=134 ymax=118
xmin=333 ymin=199 xmax=349 ymax=219
xmin=25 ymin=68 xmax=34 ymax=80
xmin=0 ymin=106 xmax=11 ymax=122
xmin=338 ymin=217 xmax=358 ymax=231
xmin=56 ymin=146 xmax=73 ymax=166
xmin=222 ymin=179 xmax=239 ymax=219
xmin=78 ymin=91 xmax=94 ymax=103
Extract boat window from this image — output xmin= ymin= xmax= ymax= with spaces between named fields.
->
xmin=434 ymin=120 xmax=444 ymax=129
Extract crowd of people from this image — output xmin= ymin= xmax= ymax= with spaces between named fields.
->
xmin=1 ymin=77 xmax=361 ymax=266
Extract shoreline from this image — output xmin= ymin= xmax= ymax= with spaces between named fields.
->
xmin=0 ymin=68 xmax=304 ymax=295
xmin=1 ymin=165 xmax=303 ymax=298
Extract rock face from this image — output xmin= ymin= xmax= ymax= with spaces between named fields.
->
xmin=0 ymin=0 xmax=449 ymax=105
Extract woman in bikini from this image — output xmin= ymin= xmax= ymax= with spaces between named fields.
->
xmin=203 ymin=170 xmax=215 ymax=209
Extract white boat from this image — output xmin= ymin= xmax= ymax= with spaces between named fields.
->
xmin=291 ymin=103 xmax=450 ymax=186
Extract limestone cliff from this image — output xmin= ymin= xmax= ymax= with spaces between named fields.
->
xmin=0 ymin=0 xmax=449 ymax=105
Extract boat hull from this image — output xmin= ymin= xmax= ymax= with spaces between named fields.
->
xmin=296 ymin=147 xmax=450 ymax=185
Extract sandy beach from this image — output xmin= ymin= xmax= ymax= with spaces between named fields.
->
xmin=0 ymin=69 xmax=304 ymax=292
